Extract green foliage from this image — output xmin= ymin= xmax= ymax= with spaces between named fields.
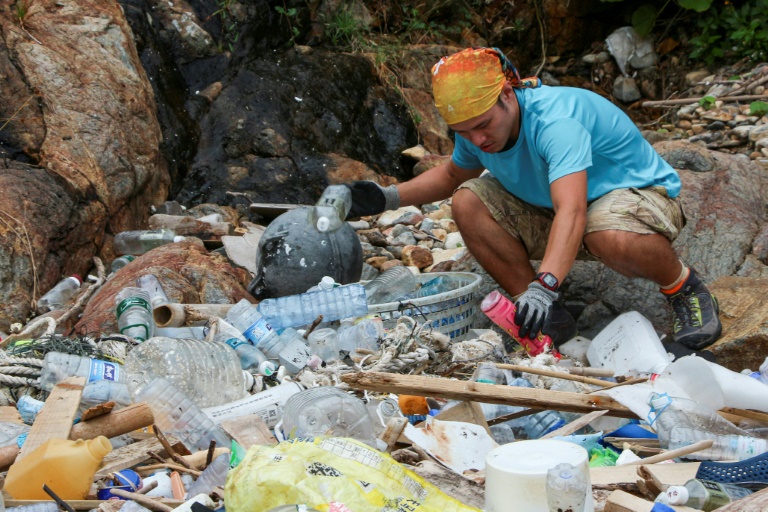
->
xmin=750 ymin=101 xmax=768 ymax=117
xmin=209 ymin=0 xmax=240 ymax=52
xmin=13 ymin=0 xmax=28 ymax=23
xmin=275 ymin=5 xmax=300 ymax=44
xmin=698 ymin=95 xmax=716 ymax=109
xmin=689 ymin=0 xmax=768 ymax=67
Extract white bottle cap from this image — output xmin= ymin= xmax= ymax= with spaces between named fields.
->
xmin=68 ymin=275 xmax=83 ymax=286
xmin=259 ymin=361 xmax=277 ymax=377
xmin=173 ymin=236 xmax=186 ymax=243
xmin=319 ymin=276 xmax=336 ymax=289
xmin=315 ymin=216 xmax=331 ymax=232
xmin=666 ymin=486 xmax=688 ymax=505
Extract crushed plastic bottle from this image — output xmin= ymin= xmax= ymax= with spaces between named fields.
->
xmin=115 ymin=287 xmax=154 ymax=341
xmin=257 ymin=328 xmax=312 ymax=374
xmin=110 ymin=255 xmax=135 ymax=273
xmin=136 ymin=274 xmax=169 ymax=309
xmin=211 ymin=318 xmax=276 ymax=376
xmin=257 ymin=284 xmax=368 ymax=330
xmin=668 ymin=427 xmax=768 ymax=461
xmin=364 ymin=266 xmax=418 ymax=304
xmin=184 ymin=453 xmax=229 ymax=499
xmin=307 ymin=327 xmax=340 ymax=363
xmin=308 ymin=185 xmax=352 ymax=233
xmin=336 ymin=317 xmax=382 ymax=354
xmin=40 ymin=352 xmax=126 ymax=392
xmin=113 ymin=229 xmax=185 ymax=255
xmin=80 ymin=380 xmax=132 ymax=409
xmin=36 ymin=275 xmax=81 ymax=311
xmin=546 ymin=462 xmax=587 ymax=512
xmin=225 ymin=299 xmax=277 ymax=348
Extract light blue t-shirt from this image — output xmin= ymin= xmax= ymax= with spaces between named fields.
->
xmin=452 ymin=86 xmax=681 ymax=208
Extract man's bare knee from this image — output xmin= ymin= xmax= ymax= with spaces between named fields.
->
xmin=452 ymin=188 xmax=488 ymax=225
xmin=584 ymin=230 xmax=628 ymax=259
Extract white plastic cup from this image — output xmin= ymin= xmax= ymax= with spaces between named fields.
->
xmin=485 ymin=439 xmax=593 ymax=512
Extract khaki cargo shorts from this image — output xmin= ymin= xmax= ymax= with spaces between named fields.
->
xmin=456 ymin=174 xmax=686 ymax=261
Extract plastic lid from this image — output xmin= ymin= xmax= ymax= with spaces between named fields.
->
xmin=70 ymin=274 xmax=83 ymax=285
xmin=319 ymin=276 xmax=336 ymax=289
xmin=259 ymin=361 xmax=277 ymax=377
xmin=665 ymin=486 xmax=688 ymax=505
xmin=480 ymin=290 xmax=502 ymax=312
xmin=173 ymin=236 xmax=186 ymax=243
xmin=315 ymin=217 xmax=331 ymax=232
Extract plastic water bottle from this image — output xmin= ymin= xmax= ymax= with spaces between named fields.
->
xmin=40 ymin=352 xmax=126 ymax=392
xmin=115 ymin=287 xmax=154 ymax=341
xmin=667 ymin=427 xmax=768 ymax=461
xmin=666 ymin=479 xmax=753 ymax=510
xmin=135 ymin=378 xmax=231 ymax=452
xmin=110 ymin=255 xmax=135 ymax=273
xmin=81 ymin=380 xmax=132 ymax=409
xmin=364 ymin=267 xmax=418 ymax=304
xmin=475 ymin=361 xmax=504 ymax=384
xmin=481 ymin=290 xmax=559 ymax=358
xmin=307 ymin=276 xmax=337 ymax=293
xmin=113 ymin=229 xmax=185 ymax=255
xmin=36 ymin=275 xmax=81 ymax=311
xmin=124 ymin=337 xmax=246 ymax=408
xmin=211 ymin=318 xmax=275 ymax=375
xmin=225 ymin=299 xmax=277 ymax=347
xmin=336 ymin=318 xmax=382 ymax=353
xmin=257 ymin=284 xmax=368 ymax=330
xmin=184 ymin=453 xmax=229 ymax=498
xmin=136 ymin=274 xmax=169 ymax=309
xmin=307 ymin=327 xmax=340 ymax=363
xmin=546 ymin=463 xmax=587 ymax=512
xmin=308 ymin=185 xmax=352 ymax=232
xmin=415 ymin=276 xmax=453 ymax=297
xmin=257 ymin=328 xmax=312 ymax=374
xmin=523 ymin=410 xmax=566 ymax=439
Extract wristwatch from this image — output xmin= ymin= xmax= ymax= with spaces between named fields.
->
xmin=534 ymin=272 xmax=559 ymax=291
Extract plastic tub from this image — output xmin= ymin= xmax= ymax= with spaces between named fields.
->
xmin=365 ymin=272 xmax=483 ymax=341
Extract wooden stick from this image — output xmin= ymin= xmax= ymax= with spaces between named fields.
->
xmin=134 ymin=462 xmax=202 ymax=476
xmin=107 ymin=489 xmax=174 ymax=512
xmin=70 ymin=402 xmax=154 ymax=440
xmin=622 ymin=440 xmax=714 ymax=466
xmin=147 ymin=450 xmax=167 ymax=464
xmin=486 ymin=407 xmax=539 ymax=426
xmin=341 ymin=371 xmax=638 ymax=418
xmin=642 ymin=93 xmax=767 ymax=107
xmin=136 ymin=480 xmax=159 ymax=495
xmin=541 ymin=410 xmax=608 ymax=439
xmin=303 ymin=315 xmax=324 ymax=339
xmin=566 ymin=367 xmax=616 ymax=378
xmin=720 ymin=407 xmax=768 ymax=426
xmin=153 ymin=425 xmax=177 ymax=459
xmin=205 ymin=440 xmax=216 ymax=468
xmin=495 ymin=363 xmax=611 ymax=387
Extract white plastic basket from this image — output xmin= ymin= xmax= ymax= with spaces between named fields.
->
xmin=366 ymin=272 xmax=483 ymax=341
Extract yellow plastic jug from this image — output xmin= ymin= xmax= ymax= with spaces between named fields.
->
xmin=5 ymin=436 xmax=112 ymax=499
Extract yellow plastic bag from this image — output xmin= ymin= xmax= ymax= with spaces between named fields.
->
xmin=225 ymin=437 xmax=481 ymax=512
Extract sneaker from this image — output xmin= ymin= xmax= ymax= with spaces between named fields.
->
xmin=663 ymin=269 xmax=722 ymax=350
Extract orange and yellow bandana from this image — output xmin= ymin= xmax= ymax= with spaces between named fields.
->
xmin=431 ymin=47 xmax=541 ymax=125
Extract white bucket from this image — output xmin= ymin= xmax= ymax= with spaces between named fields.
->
xmin=587 ymin=311 xmax=672 ymax=377
xmin=485 ymin=440 xmax=593 ymax=512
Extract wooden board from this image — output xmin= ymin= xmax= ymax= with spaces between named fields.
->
xmin=342 ymin=372 xmax=637 ymax=418
xmin=18 ymin=376 xmax=85 ymax=459
xmin=591 ymin=463 xmax=700 ymax=487
xmin=95 ymin=437 xmax=183 ymax=478
xmin=605 ymin=490 xmax=702 ymax=512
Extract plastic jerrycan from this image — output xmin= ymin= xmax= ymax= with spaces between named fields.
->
xmin=5 ymin=436 xmax=112 ymax=499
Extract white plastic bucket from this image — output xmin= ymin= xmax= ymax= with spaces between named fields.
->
xmin=485 ymin=440 xmax=593 ymax=512
xmin=587 ymin=311 xmax=672 ymax=377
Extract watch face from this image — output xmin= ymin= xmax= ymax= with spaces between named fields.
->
xmin=539 ymin=272 xmax=558 ymax=289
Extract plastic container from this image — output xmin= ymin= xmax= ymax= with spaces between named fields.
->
xmin=36 ymin=275 xmax=81 ymax=311
xmin=115 ymin=287 xmax=154 ymax=341
xmin=485 ymin=440 xmax=593 ymax=512
xmin=364 ymin=266 xmax=418 ymax=305
xmin=136 ymin=274 xmax=169 ymax=309
xmin=307 ymin=327 xmax=340 ymax=363
xmin=366 ymin=272 xmax=483 ymax=341
xmin=202 ymin=381 xmax=304 ymax=428
xmin=481 ymin=290 xmax=558 ymax=357
xmin=257 ymin=284 xmax=368 ymax=330
xmin=280 ymin=386 xmax=377 ymax=447
xmin=184 ymin=453 xmax=229 ymax=499
xmin=16 ymin=395 xmax=44 ymax=425
xmin=226 ymin=299 xmax=277 ymax=347
xmin=110 ymin=255 xmax=135 ymax=273
xmin=258 ymin=328 xmax=312 ymax=374
xmin=666 ymin=479 xmax=753 ymax=511
xmin=124 ymin=337 xmax=246 ymax=408
xmin=223 ymin=338 xmax=275 ymax=376
xmin=668 ymin=428 xmax=768 ymax=461
xmin=113 ymin=229 xmax=184 ymax=255
xmin=4 ymin=436 xmax=112 ymax=499
xmin=40 ymin=352 xmax=126 ymax=392
xmin=135 ymin=378 xmax=231 ymax=451
xmin=547 ymin=462 xmax=588 ymax=512
xmin=336 ymin=317 xmax=382 ymax=354
xmin=308 ymin=184 xmax=352 ymax=232
xmin=587 ymin=311 xmax=672 ymax=377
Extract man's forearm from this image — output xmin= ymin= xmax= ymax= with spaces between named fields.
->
xmin=539 ymin=209 xmax=587 ymax=284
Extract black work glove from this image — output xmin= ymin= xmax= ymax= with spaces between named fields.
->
xmin=344 ymin=181 xmax=401 ymax=219
xmin=514 ymin=281 xmax=559 ymax=340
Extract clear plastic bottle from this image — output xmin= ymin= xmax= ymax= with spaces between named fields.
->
xmin=257 ymin=284 xmax=368 ymax=330
xmin=80 ymin=380 xmax=132 ymax=409
xmin=184 ymin=453 xmax=229 ymax=498
xmin=124 ymin=337 xmax=246 ymax=408
xmin=225 ymin=299 xmax=277 ymax=348
xmin=666 ymin=479 xmax=753 ymax=511
xmin=40 ymin=352 xmax=126 ymax=392
xmin=667 ymin=427 xmax=768 ymax=461
xmin=136 ymin=274 xmax=169 ymax=309
xmin=110 ymin=255 xmax=135 ymax=273
xmin=258 ymin=328 xmax=312 ymax=374
xmin=135 ymin=378 xmax=231 ymax=452
xmin=115 ymin=287 xmax=154 ymax=341
xmin=211 ymin=317 xmax=275 ymax=374
xmin=36 ymin=275 xmax=81 ymax=311
xmin=546 ymin=462 xmax=587 ymax=512
xmin=336 ymin=317 xmax=382 ymax=354
xmin=523 ymin=410 xmax=566 ymax=439
xmin=364 ymin=266 xmax=418 ymax=305
xmin=308 ymin=185 xmax=352 ymax=233
xmin=113 ymin=229 xmax=185 ymax=255
xmin=307 ymin=327 xmax=340 ymax=363
xmin=415 ymin=276 xmax=453 ymax=298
